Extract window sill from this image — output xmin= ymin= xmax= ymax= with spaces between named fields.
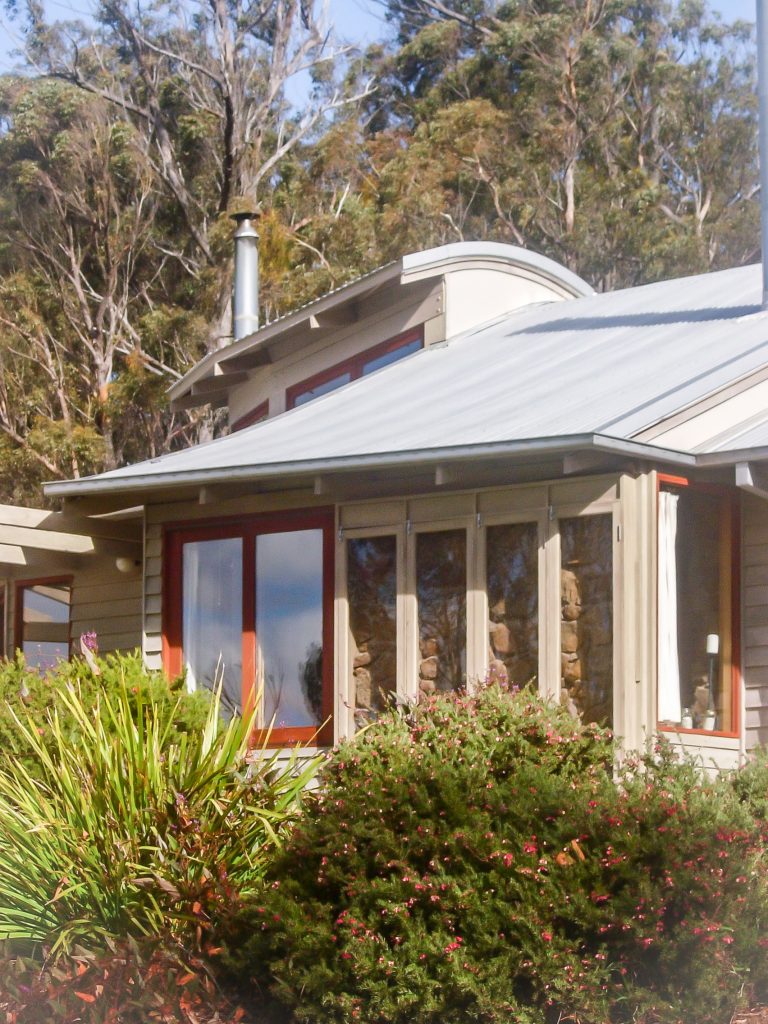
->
xmin=658 ymin=724 xmax=739 ymax=743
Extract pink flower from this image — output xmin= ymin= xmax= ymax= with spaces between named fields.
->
xmin=541 ymin=931 xmax=553 ymax=942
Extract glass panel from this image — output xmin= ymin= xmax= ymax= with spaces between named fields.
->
xmin=183 ymin=538 xmax=243 ymax=713
xmin=660 ymin=487 xmax=732 ymax=731
xmin=257 ymin=529 xmax=324 ymax=731
xmin=560 ymin=515 xmax=613 ymax=727
xmin=362 ymin=338 xmax=421 ymax=375
xmin=486 ymin=522 xmax=538 ymax=687
xmin=416 ymin=529 xmax=466 ymax=696
xmin=21 ymin=583 xmax=71 ymax=671
xmin=347 ymin=536 xmax=397 ymax=726
xmin=293 ymin=371 xmax=352 ymax=407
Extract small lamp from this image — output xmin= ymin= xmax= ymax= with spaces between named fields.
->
xmin=116 ymin=556 xmax=138 ymax=574
xmin=705 ymin=633 xmax=719 ymax=730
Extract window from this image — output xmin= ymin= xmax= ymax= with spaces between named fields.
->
xmin=657 ymin=477 xmax=738 ymax=735
xmin=15 ymin=578 xmax=72 ymax=672
xmin=164 ymin=509 xmax=334 ymax=745
xmin=560 ymin=515 xmax=613 ymax=728
xmin=486 ymin=522 xmax=539 ymax=687
xmin=340 ymin=481 xmax=618 ymax=738
xmin=416 ymin=529 xmax=467 ymax=696
xmin=286 ymin=328 xmax=423 ymax=410
xmin=231 ymin=399 xmax=269 ymax=432
xmin=347 ymin=535 xmax=398 ymax=727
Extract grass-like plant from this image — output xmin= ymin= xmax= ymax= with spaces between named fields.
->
xmin=0 ymin=676 xmax=320 ymax=957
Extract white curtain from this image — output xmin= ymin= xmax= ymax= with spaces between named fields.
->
xmin=658 ymin=490 xmax=681 ymax=723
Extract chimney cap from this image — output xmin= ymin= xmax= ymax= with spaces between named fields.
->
xmin=230 ymin=209 xmax=259 ymax=223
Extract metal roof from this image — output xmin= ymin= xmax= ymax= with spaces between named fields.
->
xmin=47 ymin=260 xmax=768 ymax=499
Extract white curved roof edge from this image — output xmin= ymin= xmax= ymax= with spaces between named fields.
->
xmin=401 ymin=242 xmax=595 ymax=298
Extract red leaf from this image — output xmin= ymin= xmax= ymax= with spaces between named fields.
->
xmin=74 ymin=991 xmax=96 ymax=1003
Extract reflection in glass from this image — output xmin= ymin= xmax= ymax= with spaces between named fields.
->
xmin=183 ymin=538 xmax=243 ymax=713
xmin=486 ymin=523 xmax=538 ymax=687
xmin=257 ymin=530 xmax=324 ymax=730
xmin=293 ymin=371 xmax=352 ymax=407
xmin=416 ymin=530 xmax=466 ymax=696
xmin=347 ymin=536 xmax=397 ymax=726
xmin=560 ymin=516 xmax=613 ymax=727
xmin=21 ymin=583 xmax=71 ymax=672
xmin=362 ymin=338 xmax=421 ymax=376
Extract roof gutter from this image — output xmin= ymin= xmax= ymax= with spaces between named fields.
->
xmin=45 ymin=433 xmax=696 ymax=501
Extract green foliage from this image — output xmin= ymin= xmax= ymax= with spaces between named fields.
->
xmin=0 ymin=651 xmax=210 ymax=779
xmin=0 ymin=672 xmax=321 ymax=957
xmin=224 ymin=684 xmax=768 ymax=1024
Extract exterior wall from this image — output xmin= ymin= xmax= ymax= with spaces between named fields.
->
xmin=70 ymin=563 xmax=143 ymax=654
xmin=2 ymin=557 xmax=143 ymax=659
xmin=443 ymin=266 xmax=578 ymax=340
xmin=227 ymin=283 xmax=443 ymax=425
xmin=742 ymin=492 xmax=768 ymax=751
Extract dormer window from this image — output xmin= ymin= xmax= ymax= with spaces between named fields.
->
xmin=286 ymin=327 xmax=422 ymax=410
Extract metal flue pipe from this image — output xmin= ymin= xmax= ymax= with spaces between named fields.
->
xmin=758 ymin=0 xmax=768 ymax=307
xmin=231 ymin=212 xmax=260 ymax=341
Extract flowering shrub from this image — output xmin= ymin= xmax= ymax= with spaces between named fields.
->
xmin=222 ymin=683 xmax=768 ymax=1024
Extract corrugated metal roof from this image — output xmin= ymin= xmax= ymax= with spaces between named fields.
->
xmin=47 ymin=261 xmax=768 ymax=498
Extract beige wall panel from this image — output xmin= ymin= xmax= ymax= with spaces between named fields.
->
xmin=551 ymin=477 xmax=618 ymax=507
xmin=76 ymin=596 xmax=143 ymax=620
xmin=741 ymin=494 xmax=768 ymax=750
xmin=144 ymin=633 xmax=163 ymax=654
xmin=96 ymin=631 xmax=142 ymax=651
xmin=340 ymin=501 xmax=406 ymax=529
xmin=146 ymin=490 xmax=326 ymax=527
xmin=745 ymin=645 xmax=768 ymax=668
xmin=745 ymin=585 xmax=768 ymax=608
xmin=408 ymin=494 xmax=475 ymax=522
xmin=444 ymin=267 xmax=575 ymax=340
xmin=667 ymin=733 xmax=741 ymax=774
xmin=744 ymin=543 xmax=768 ymax=567
xmin=745 ymin=564 xmax=768 ymax=587
xmin=145 ymin=556 xmax=162 ymax=578
xmin=745 ymin=625 xmax=768 ymax=650
xmin=478 ymin=485 xmax=548 ymax=515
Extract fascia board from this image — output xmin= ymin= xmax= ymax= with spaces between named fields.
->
xmin=44 ymin=433 xmax=695 ymax=501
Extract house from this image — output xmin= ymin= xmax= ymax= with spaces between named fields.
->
xmin=41 ymin=230 xmax=768 ymax=770
xmin=0 ymin=504 xmax=142 ymax=670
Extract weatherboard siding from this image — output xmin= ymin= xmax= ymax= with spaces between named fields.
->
xmin=742 ymin=493 xmax=768 ymax=752
xmin=70 ymin=564 xmax=143 ymax=656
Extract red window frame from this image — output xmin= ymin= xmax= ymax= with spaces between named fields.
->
xmin=231 ymin=399 xmax=269 ymax=432
xmin=286 ymin=326 xmax=423 ymax=410
xmin=14 ymin=575 xmax=73 ymax=666
xmin=656 ymin=473 xmax=740 ymax=739
xmin=162 ymin=508 xmax=335 ymax=747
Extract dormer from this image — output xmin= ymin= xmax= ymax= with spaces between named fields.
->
xmin=168 ymin=241 xmax=594 ymax=429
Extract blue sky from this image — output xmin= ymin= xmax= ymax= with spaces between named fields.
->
xmin=0 ymin=0 xmax=759 ymax=74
